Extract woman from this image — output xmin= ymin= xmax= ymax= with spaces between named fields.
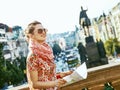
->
xmin=24 ymin=21 xmax=72 ymax=90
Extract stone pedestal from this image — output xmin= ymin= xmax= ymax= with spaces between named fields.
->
xmin=85 ymin=36 xmax=108 ymax=68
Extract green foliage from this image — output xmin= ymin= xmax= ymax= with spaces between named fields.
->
xmin=6 ymin=60 xmax=24 ymax=85
xmin=104 ymin=82 xmax=114 ymax=90
xmin=17 ymin=57 xmax=26 ymax=71
xmin=104 ymin=38 xmax=120 ymax=56
xmin=0 ymin=43 xmax=6 ymax=88
xmin=0 ymin=43 xmax=26 ymax=88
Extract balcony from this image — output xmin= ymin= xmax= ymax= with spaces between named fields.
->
xmin=61 ymin=60 xmax=120 ymax=90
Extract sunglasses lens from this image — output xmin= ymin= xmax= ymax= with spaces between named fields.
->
xmin=37 ymin=28 xmax=47 ymax=34
xmin=38 ymin=29 xmax=43 ymax=34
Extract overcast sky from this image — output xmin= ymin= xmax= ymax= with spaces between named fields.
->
xmin=0 ymin=0 xmax=120 ymax=34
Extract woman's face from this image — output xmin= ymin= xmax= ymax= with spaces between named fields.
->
xmin=32 ymin=24 xmax=47 ymax=43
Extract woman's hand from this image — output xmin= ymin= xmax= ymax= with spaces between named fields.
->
xmin=57 ymin=71 xmax=73 ymax=78
xmin=55 ymin=79 xmax=67 ymax=88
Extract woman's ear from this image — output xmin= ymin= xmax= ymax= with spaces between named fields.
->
xmin=29 ymin=34 xmax=34 ymax=38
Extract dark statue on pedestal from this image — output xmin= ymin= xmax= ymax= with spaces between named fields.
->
xmin=79 ymin=6 xmax=91 ymax=36
xmin=78 ymin=6 xmax=108 ymax=68
xmin=77 ymin=42 xmax=87 ymax=64
xmin=96 ymin=39 xmax=106 ymax=58
xmin=96 ymin=39 xmax=108 ymax=64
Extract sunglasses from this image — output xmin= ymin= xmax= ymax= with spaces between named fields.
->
xmin=37 ymin=28 xmax=47 ymax=34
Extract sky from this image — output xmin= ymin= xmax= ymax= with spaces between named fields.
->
xmin=0 ymin=0 xmax=120 ymax=34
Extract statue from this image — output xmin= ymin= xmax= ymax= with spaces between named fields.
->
xmin=77 ymin=42 xmax=87 ymax=64
xmin=79 ymin=6 xmax=91 ymax=36
xmin=96 ymin=39 xmax=106 ymax=58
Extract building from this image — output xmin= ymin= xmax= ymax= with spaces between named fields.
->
xmin=0 ymin=24 xmax=28 ymax=63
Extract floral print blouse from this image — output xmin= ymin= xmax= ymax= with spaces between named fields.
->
xmin=26 ymin=40 xmax=56 ymax=90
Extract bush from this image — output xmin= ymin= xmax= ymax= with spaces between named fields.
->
xmin=104 ymin=38 xmax=120 ymax=56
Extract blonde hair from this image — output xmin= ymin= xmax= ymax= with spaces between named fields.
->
xmin=24 ymin=21 xmax=41 ymax=42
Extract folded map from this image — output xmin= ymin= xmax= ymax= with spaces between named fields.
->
xmin=63 ymin=62 xmax=87 ymax=84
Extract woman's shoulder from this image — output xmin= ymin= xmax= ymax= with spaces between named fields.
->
xmin=27 ymin=52 xmax=37 ymax=61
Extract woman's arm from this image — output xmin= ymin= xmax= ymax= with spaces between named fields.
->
xmin=29 ymin=70 xmax=66 ymax=89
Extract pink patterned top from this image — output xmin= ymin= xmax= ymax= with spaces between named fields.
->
xmin=26 ymin=40 xmax=56 ymax=90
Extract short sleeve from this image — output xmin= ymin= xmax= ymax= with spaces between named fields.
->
xmin=27 ymin=54 xmax=39 ymax=71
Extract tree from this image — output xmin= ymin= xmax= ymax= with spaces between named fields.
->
xmin=0 ymin=23 xmax=12 ymax=32
xmin=6 ymin=62 xmax=24 ymax=85
xmin=0 ymin=43 xmax=24 ymax=89
xmin=12 ymin=26 xmax=22 ymax=31
xmin=0 ymin=43 xmax=7 ymax=88
xmin=12 ymin=25 xmax=22 ymax=39
xmin=52 ymin=43 xmax=62 ymax=56
xmin=104 ymin=38 xmax=120 ymax=56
